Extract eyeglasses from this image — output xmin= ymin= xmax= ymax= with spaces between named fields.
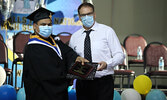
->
xmin=79 ymin=12 xmax=94 ymax=17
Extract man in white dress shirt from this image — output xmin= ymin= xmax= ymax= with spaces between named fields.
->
xmin=69 ymin=2 xmax=125 ymax=100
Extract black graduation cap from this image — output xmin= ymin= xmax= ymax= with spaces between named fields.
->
xmin=26 ymin=7 xmax=55 ymax=23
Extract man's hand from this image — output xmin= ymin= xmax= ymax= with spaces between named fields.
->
xmin=97 ymin=61 xmax=107 ymax=71
xmin=75 ymin=56 xmax=89 ymax=65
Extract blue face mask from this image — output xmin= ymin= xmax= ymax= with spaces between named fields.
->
xmin=38 ymin=26 xmax=52 ymax=38
xmin=81 ymin=15 xmax=94 ymax=28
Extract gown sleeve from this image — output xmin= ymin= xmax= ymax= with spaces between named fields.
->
xmin=56 ymin=40 xmax=79 ymax=69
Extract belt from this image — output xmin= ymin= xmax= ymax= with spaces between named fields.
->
xmin=94 ymin=74 xmax=113 ymax=79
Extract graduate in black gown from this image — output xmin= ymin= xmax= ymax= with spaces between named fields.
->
xmin=23 ymin=7 xmax=88 ymax=100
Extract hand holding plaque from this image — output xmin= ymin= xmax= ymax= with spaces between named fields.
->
xmin=66 ymin=62 xmax=98 ymax=80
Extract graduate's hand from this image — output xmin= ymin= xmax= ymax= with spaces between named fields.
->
xmin=97 ymin=61 xmax=107 ymax=71
xmin=75 ymin=56 xmax=89 ymax=65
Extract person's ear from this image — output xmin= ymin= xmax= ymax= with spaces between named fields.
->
xmin=79 ymin=15 xmax=82 ymax=21
xmin=94 ymin=12 xmax=96 ymax=19
xmin=33 ymin=23 xmax=37 ymax=30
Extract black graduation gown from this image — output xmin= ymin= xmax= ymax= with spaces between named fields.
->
xmin=23 ymin=37 xmax=78 ymax=100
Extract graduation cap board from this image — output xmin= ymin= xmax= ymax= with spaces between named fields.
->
xmin=26 ymin=7 xmax=55 ymax=23
xmin=66 ymin=62 xmax=98 ymax=80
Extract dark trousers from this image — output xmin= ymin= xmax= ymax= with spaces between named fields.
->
xmin=76 ymin=75 xmax=114 ymax=100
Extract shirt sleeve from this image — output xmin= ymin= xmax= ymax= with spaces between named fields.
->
xmin=105 ymin=28 xmax=125 ymax=69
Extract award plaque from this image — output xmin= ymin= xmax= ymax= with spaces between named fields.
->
xmin=66 ymin=62 xmax=98 ymax=80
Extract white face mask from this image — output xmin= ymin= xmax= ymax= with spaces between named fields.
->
xmin=38 ymin=25 xmax=52 ymax=38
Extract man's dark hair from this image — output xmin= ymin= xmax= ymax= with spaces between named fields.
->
xmin=78 ymin=3 xmax=95 ymax=15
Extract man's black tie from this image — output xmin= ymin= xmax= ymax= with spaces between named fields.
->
xmin=84 ymin=30 xmax=92 ymax=62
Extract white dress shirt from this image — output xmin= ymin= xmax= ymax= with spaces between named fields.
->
xmin=69 ymin=22 xmax=125 ymax=78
